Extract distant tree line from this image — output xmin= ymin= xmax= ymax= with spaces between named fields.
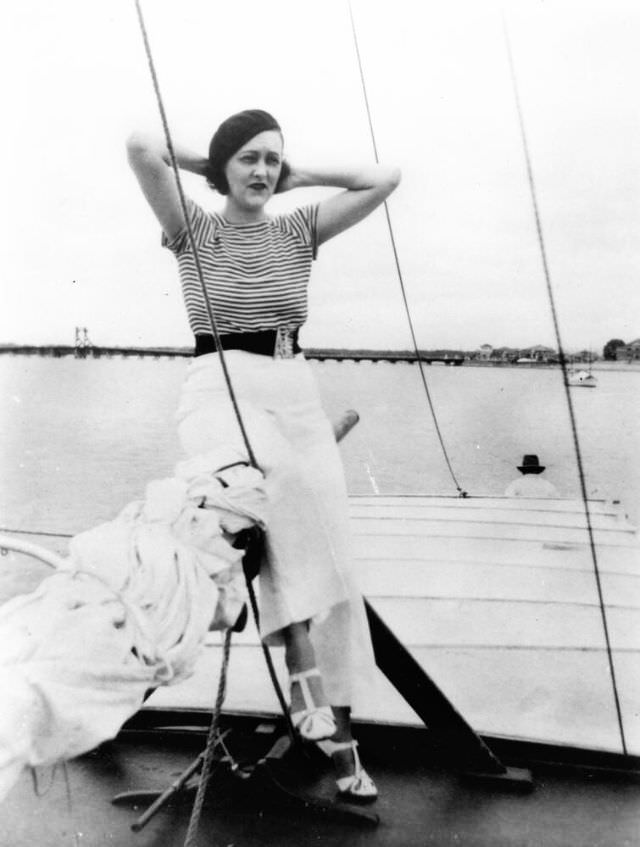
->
xmin=602 ymin=338 xmax=626 ymax=360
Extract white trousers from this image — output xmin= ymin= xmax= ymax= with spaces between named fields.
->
xmin=176 ymin=351 xmax=375 ymax=706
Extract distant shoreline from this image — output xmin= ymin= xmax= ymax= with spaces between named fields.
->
xmin=465 ymin=359 xmax=640 ymax=373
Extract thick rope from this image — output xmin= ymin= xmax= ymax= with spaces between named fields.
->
xmin=183 ymin=627 xmax=233 ymax=847
xmin=501 ymin=14 xmax=627 ymax=755
xmin=348 ymin=1 xmax=467 ymax=497
xmin=133 ymin=0 xmax=257 ymax=469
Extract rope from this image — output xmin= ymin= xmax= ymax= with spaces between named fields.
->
xmin=132 ymin=0 xmax=296 ymax=764
xmin=132 ymin=0 xmax=258 ymax=470
xmin=183 ymin=627 xmax=233 ymax=847
xmin=501 ymin=14 xmax=627 ymax=755
xmin=347 ymin=1 xmax=467 ymax=498
xmin=245 ymin=565 xmax=298 ymax=742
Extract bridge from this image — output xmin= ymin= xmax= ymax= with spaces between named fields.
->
xmin=0 ymin=344 xmax=465 ymax=365
xmin=0 ymin=344 xmax=192 ymax=360
xmin=305 ymin=348 xmax=464 ymax=365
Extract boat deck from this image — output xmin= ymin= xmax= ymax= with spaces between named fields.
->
xmin=147 ymin=495 xmax=640 ymax=755
xmin=1 ymin=494 xmax=639 ymax=845
xmin=2 ymin=494 xmax=638 ymax=755
xmin=2 ymin=717 xmax=639 ymax=847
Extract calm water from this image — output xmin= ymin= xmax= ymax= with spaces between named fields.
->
xmin=1 ymin=355 xmax=638 ymax=535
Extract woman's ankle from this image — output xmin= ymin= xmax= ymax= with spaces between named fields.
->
xmin=329 ymin=705 xmax=352 ymax=742
xmin=328 ymin=727 xmax=352 ymax=744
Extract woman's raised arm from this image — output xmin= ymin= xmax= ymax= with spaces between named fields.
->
xmin=126 ymin=132 xmax=209 ymax=240
xmin=281 ymin=163 xmax=401 ymax=245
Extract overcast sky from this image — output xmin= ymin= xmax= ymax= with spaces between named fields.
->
xmin=1 ymin=0 xmax=638 ymax=352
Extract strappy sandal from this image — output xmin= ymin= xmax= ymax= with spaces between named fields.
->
xmin=289 ymin=668 xmax=337 ymax=741
xmin=316 ymin=738 xmax=378 ymax=802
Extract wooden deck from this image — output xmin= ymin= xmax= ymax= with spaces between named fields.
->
xmin=3 ymin=716 xmax=639 ymax=847
xmin=3 ymin=716 xmax=640 ymax=847
xmin=148 ymin=495 xmax=640 ymax=756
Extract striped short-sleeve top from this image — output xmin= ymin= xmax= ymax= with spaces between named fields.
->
xmin=162 ymin=199 xmax=319 ymax=335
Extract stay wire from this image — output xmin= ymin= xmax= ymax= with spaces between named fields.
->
xmin=132 ymin=0 xmax=297 ymax=760
xmin=133 ymin=0 xmax=257 ymax=469
xmin=502 ymin=14 xmax=627 ymax=755
xmin=347 ymin=2 xmax=467 ymax=497
xmin=0 ymin=526 xmax=71 ymax=539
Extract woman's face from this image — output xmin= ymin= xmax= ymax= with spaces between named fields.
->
xmin=224 ymin=130 xmax=283 ymax=212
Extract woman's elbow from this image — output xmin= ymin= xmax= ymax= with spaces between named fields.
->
xmin=376 ymin=165 xmax=401 ymax=194
xmin=125 ymin=132 xmax=148 ymax=168
xmin=387 ymin=166 xmax=402 ymax=190
xmin=126 ymin=131 xmax=146 ymax=155
xmin=126 ymin=132 xmax=166 ymax=173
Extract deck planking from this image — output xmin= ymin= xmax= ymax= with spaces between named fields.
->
xmin=149 ymin=495 xmax=640 ymax=755
xmin=2 ymin=494 xmax=639 ymax=756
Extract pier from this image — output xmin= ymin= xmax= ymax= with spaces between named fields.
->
xmin=0 ymin=344 xmax=465 ymax=365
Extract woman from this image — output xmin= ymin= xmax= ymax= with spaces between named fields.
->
xmin=126 ymin=109 xmax=400 ymax=800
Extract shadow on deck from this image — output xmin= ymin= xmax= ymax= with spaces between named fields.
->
xmin=2 ymin=716 xmax=639 ymax=847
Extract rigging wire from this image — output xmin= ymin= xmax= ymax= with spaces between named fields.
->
xmin=0 ymin=527 xmax=71 ymax=539
xmin=347 ymin=0 xmax=467 ymax=498
xmin=501 ymin=13 xmax=627 ymax=755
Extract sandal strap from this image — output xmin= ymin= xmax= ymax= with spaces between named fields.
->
xmin=290 ymin=668 xmax=324 ymax=714
xmin=317 ymin=738 xmax=359 ymax=757
xmin=289 ymin=668 xmax=321 ymax=683
xmin=317 ymin=739 xmax=377 ymax=799
xmin=290 ymin=669 xmax=336 ymax=741
xmin=336 ymin=767 xmax=377 ymax=797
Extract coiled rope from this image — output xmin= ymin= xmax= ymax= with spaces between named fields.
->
xmin=501 ymin=14 xmax=627 ymax=755
xmin=348 ymin=1 xmax=468 ymax=498
xmin=132 ymin=2 xmax=298 ymax=841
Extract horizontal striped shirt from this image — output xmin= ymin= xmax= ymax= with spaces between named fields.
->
xmin=162 ymin=199 xmax=319 ymax=335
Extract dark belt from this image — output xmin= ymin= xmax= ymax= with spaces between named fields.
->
xmin=194 ymin=328 xmax=301 ymax=359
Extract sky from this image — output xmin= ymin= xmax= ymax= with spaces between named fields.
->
xmin=1 ymin=0 xmax=638 ymax=352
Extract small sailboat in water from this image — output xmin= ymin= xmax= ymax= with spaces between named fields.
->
xmin=568 ymin=367 xmax=598 ymax=388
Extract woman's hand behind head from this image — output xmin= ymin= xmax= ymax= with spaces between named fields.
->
xmin=275 ymin=160 xmax=294 ymax=193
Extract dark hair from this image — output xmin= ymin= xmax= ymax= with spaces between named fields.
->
xmin=274 ymin=160 xmax=290 ymax=193
xmin=206 ymin=108 xmax=286 ymax=195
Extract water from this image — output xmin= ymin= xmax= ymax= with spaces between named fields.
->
xmin=1 ymin=355 xmax=639 ymax=536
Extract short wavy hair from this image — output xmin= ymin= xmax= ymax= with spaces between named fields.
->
xmin=206 ymin=108 xmax=287 ymax=195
